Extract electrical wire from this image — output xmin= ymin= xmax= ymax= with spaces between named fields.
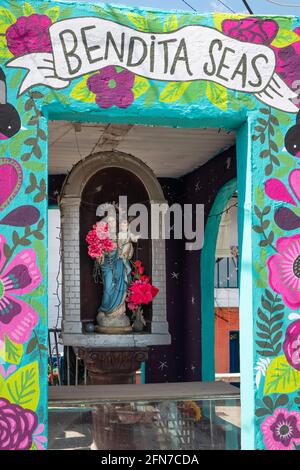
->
xmin=266 ymin=0 xmax=300 ymax=6
xmin=242 ymin=0 xmax=254 ymax=13
xmin=182 ymin=0 xmax=197 ymax=11
xmin=216 ymin=0 xmax=236 ymax=13
xmin=54 ymin=225 xmax=62 ymax=330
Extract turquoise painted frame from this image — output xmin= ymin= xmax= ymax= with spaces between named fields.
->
xmin=0 ymin=0 xmax=300 ymax=451
xmin=200 ymin=177 xmax=237 ymax=382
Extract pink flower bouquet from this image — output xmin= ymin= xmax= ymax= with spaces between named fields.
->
xmin=86 ymin=221 xmax=116 ymax=259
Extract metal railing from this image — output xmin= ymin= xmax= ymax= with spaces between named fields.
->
xmin=48 ymin=328 xmax=86 ymax=386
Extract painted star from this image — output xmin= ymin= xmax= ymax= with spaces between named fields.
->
xmin=171 ymin=272 xmax=180 ymax=279
xmin=191 ymin=296 xmax=195 ymax=304
xmin=158 ymin=361 xmax=168 ymax=371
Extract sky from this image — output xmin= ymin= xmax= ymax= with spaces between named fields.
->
xmin=73 ymin=0 xmax=300 ymax=16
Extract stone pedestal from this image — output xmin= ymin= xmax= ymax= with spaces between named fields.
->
xmin=79 ymin=347 xmax=148 ymax=450
xmin=78 ymin=347 xmax=148 ymax=385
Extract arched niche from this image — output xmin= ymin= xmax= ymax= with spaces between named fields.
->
xmin=59 ymin=151 xmax=170 ymax=348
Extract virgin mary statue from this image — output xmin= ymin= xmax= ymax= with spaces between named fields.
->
xmin=96 ymin=215 xmax=137 ymax=333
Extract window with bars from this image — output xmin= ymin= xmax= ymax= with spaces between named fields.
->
xmin=214 ymin=257 xmax=239 ymax=288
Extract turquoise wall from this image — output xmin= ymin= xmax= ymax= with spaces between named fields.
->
xmin=0 ymin=0 xmax=300 ymax=450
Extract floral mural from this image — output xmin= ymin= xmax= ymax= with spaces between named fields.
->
xmin=0 ymin=0 xmax=299 ymax=450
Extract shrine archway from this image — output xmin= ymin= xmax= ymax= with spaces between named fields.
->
xmin=59 ymin=150 xmax=170 ymax=347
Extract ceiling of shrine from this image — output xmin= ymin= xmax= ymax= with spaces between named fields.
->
xmin=48 ymin=121 xmax=236 ymax=177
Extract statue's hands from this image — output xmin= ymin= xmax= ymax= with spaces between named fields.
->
xmin=130 ymin=233 xmax=140 ymax=243
xmin=97 ymin=254 xmax=104 ymax=264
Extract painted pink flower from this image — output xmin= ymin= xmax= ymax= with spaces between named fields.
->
xmin=6 ymin=14 xmax=52 ymax=57
xmin=0 ymin=398 xmax=38 ymax=450
xmin=267 ymin=234 xmax=300 ymax=309
xmin=222 ymin=17 xmax=278 ymax=45
xmin=283 ymin=320 xmax=300 ymax=371
xmin=274 ymin=27 xmax=300 ymax=91
xmin=0 ymin=234 xmax=41 ymax=344
xmin=261 ymin=408 xmax=300 ymax=450
xmin=32 ymin=423 xmax=47 ymax=450
xmin=87 ymin=66 xmax=135 ymax=109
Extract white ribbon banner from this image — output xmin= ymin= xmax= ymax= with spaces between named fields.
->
xmin=6 ymin=17 xmax=299 ymax=113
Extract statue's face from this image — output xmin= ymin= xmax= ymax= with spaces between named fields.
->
xmin=107 ymin=216 xmax=117 ymax=233
xmin=120 ymin=220 xmax=128 ymax=232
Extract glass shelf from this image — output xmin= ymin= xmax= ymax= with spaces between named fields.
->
xmin=48 ymin=383 xmax=240 ymax=450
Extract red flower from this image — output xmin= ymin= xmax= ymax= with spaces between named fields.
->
xmin=128 ymin=279 xmax=159 ymax=307
xmin=132 ymin=259 xmax=145 ymax=279
xmin=151 ymin=285 xmax=159 ymax=298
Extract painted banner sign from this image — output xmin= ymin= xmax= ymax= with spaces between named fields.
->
xmin=6 ymin=17 xmax=298 ymax=112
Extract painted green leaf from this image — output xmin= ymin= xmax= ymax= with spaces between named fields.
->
xmin=278 ymin=153 xmax=296 ymax=167
xmin=273 ymin=166 xmax=290 ymax=178
xmin=45 ymin=6 xmax=60 ymax=22
xmin=206 ymin=82 xmax=227 ymax=111
xmin=60 ymin=7 xmax=74 ymax=19
xmin=144 ymin=87 xmax=158 ymax=107
xmin=0 ymin=374 xmax=4 ymax=395
xmin=213 ymin=13 xmax=245 ymax=32
xmin=0 ymin=7 xmax=16 ymax=33
xmin=24 ymin=284 xmax=45 ymax=299
xmin=23 ymin=2 xmax=35 ymax=16
xmin=4 ymin=336 xmax=23 ymax=365
xmin=0 ymin=36 xmax=13 ymax=59
xmin=236 ymin=93 xmax=256 ymax=110
xmin=43 ymin=93 xmax=55 ymax=105
xmin=23 ymin=161 xmax=45 ymax=172
xmin=276 ymin=17 xmax=293 ymax=31
xmin=163 ymin=14 xmax=178 ymax=32
xmin=2 ymin=361 xmax=39 ymax=411
xmin=274 ymin=111 xmax=292 ymax=127
xmin=132 ymin=75 xmax=150 ymax=99
xmin=93 ymin=5 xmax=110 ymax=19
xmin=178 ymin=14 xmax=205 ymax=28
xmin=181 ymin=81 xmax=207 ymax=103
xmin=256 ymin=277 xmax=268 ymax=288
xmin=255 ymin=186 xmax=265 ymax=208
xmin=9 ymin=70 xmax=23 ymax=90
xmin=57 ymin=94 xmax=70 ymax=106
xmin=10 ymin=130 xmax=33 ymax=158
xmin=264 ymin=355 xmax=300 ymax=395
xmin=26 ymin=298 xmax=46 ymax=324
xmin=33 ymin=239 xmax=46 ymax=277
xmin=272 ymin=29 xmax=300 ymax=48
xmin=127 ymin=12 xmax=148 ymax=31
xmin=160 ymin=82 xmax=190 ymax=103
xmin=70 ymin=77 xmax=95 ymax=103
xmin=146 ymin=13 xmax=163 ymax=32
